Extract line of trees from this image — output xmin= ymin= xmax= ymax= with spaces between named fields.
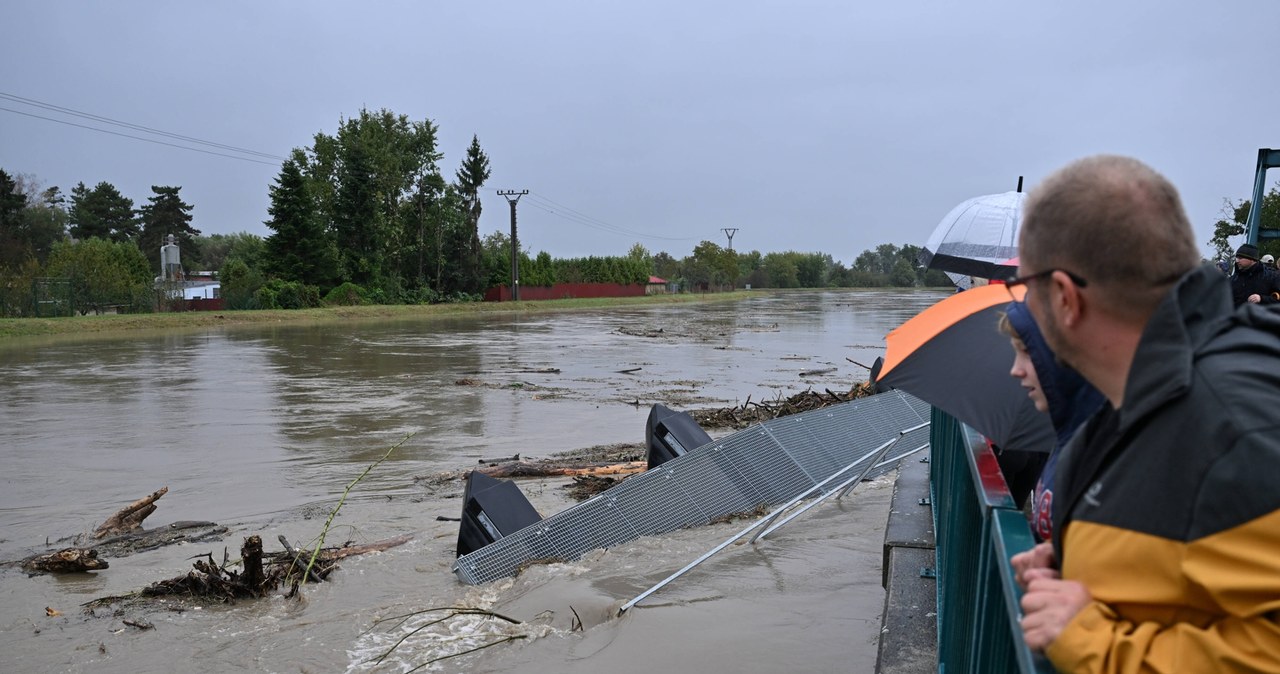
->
xmin=648 ymin=241 xmax=951 ymax=290
xmin=0 ymin=104 xmax=990 ymax=317
xmin=12 ymin=100 xmax=1275 ymax=318
xmin=0 ymin=169 xmax=201 ymax=316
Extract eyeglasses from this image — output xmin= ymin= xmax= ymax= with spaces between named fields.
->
xmin=1004 ymin=268 xmax=1088 ymax=302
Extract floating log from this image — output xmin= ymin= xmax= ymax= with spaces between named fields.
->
xmin=846 ymin=357 xmax=873 ymax=370
xmin=93 ymin=521 xmax=229 ymax=558
xmin=313 ymin=533 xmax=413 ymax=561
xmin=479 ymin=453 xmax=520 ymax=465
xmin=277 ymin=535 xmax=324 ymax=584
xmin=22 ymin=548 xmax=108 ymax=574
xmin=799 ymin=367 xmax=837 ymax=377
xmin=94 ymin=487 xmax=168 ymax=538
xmin=473 ymin=460 xmax=648 ymax=479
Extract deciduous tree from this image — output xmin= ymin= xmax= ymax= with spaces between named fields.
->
xmin=1208 ymin=186 xmax=1280 ymax=261
xmin=45 ymin=238 xmax=152 ymax=314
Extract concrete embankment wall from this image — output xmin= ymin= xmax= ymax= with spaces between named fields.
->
xmin=876 ymin=454 xmax=938 ymax=674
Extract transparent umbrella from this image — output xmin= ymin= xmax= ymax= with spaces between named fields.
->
xmin=918 ymin=189 xmax=1024 ymax=285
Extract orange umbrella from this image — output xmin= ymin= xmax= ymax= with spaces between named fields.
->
xmin=876 ymin=283 xmax=1054 ymax=453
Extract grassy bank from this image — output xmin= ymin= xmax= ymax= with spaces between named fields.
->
xmin=0 ymin=291 xmax=756 ymax=340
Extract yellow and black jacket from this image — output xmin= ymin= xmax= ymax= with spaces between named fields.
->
xmin=1048 ymin=265 xmax=1280 ymax=673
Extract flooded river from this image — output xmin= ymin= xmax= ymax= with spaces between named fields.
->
xmin=0 ymin=288 xmax=946 ymax=673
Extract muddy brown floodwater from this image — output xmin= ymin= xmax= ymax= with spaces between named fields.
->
xmin=0 ymin=288 xmax=946 ymax=673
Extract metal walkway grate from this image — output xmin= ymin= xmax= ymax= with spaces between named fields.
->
xmin=453 ymin=390 xmax=932 ymax=584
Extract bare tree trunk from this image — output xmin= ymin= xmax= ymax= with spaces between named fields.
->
xmin=94 ymin=487 xmax=168 ymax=538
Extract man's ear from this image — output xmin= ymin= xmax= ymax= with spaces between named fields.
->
xmin=1050 ymin=269 xmax=1084 ymax=328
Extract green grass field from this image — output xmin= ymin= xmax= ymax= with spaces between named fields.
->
xmin=0 ymin=292 xmax=755 ymax=340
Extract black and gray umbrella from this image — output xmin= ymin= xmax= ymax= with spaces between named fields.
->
xmin=876 ymin=282 xmax=1054 ymax=454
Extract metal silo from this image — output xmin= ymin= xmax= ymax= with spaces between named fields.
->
xmin=160 ymin=234 xmax=181 ymax=281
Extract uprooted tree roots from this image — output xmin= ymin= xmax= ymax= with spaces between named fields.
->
xmin=138 ymin=535 xmax=280 ymax=602
xmin=84 ymin=533 xmax=414 ymax=610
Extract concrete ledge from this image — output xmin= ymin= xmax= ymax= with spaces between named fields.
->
xmin=876 ymin=545 xmax=938 ymax=674
xmin=876 ymin=457 xmax=937 ymax=674
xmin=881 ymin=455 xmax=936 ymax=586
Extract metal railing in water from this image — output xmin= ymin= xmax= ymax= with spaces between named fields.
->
xmin=620 ymin=423 xmax=929 ymax=612
xmin=454 ymin=390 xmax=932 ymax=585
xmin=929 ymin=407 xmax=1056 ymax=674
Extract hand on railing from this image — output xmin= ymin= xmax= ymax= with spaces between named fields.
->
xmin=1020 ymin=577 xmax=1092 ymax=651
xmin=1011 ymin=541 xmax=1057 ymax=590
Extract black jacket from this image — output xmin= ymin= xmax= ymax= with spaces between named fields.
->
xmin=1046 ymin=264 xmax=1280 ymax=673
xmin=1230 ymin=260 xmax=1280 ymax=306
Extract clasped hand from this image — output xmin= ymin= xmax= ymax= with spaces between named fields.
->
xmin=1011 ymin=542 xmax=1092 ymax=650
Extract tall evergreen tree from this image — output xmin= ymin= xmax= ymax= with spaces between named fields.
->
xmin=264 ymin=153 xmax=336 ymax=288
xmin=0 ymin=171 xmax=68 ymax=272
xmin=138 ymin=185 xmax=198 ymax=273
xmin=332 ymin=135 xmax=381 ymax=284
xmin=69 ymin=181 xmax=137 ymax=242
xmin=452 ymin=135 xmax=491 ymax=294
xmin=0 ymin=169 xmax=30 ymax=270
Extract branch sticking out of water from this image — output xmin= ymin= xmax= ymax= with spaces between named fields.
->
xmin=300 ymin=433 xmax=415 ymax=585
xmin=406 ymin=635 xmax=527 ymax=673
xmin=364 ymin=607 xmax=525 ymax=669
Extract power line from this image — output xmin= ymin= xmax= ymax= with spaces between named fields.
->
xmin=0 ymin=92 xmax=288 ymax=161
xmin=0 ymin=91 xmax=289 ymax=165
xmin=0 ymin=106 xmax=282 ymax=166
xmin=524 ymin=191 xmax=704 ymax=242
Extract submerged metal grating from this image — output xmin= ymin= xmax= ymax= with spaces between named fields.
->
xmin=453 ymin=390 xmax=931 ymax=584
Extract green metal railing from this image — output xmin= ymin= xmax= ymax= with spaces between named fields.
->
xmin=930 ymin=407 xmax=1056 ymax=674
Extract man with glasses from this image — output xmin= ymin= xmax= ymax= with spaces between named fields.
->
xmin=1008 ymin=155 xmax=1280 ymax=673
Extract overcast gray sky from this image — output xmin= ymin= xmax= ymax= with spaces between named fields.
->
xmin=3 ymin=1 xmax=1277 ymax=263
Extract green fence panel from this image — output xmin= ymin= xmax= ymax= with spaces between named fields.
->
xmin=930 ymin=407 xmax=1055 ymax=674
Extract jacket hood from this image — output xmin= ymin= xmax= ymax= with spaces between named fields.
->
xmin=1005 ymin=301 xmax=1106 ymax=446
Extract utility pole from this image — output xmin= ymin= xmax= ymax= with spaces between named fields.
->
xmin=497 ymin=189 xmax=528 ymax=301
xmin=722 ymin=228 xmax=738 ymax=251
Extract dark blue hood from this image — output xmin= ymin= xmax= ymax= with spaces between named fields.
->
xmin=1005 ymin=302 xmax=1105 ymax=447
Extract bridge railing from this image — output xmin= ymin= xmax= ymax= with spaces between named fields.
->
xmin=929 ymin=407 xmax=1056 ymax=674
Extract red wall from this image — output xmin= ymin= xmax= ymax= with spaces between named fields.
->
xmin=185 ymin=297 xmax=226 ymax=311
xmin=484 ymin=283 xmax=645 ymax=302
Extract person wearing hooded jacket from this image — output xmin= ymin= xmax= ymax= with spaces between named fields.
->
xmin=1230 ymin=243 xmax=1280 ymax=306
xmin=1000 ymin=302 xmax=1105 ymax=542
xmin=1010 ymin=156 xmax=1280 ymax=673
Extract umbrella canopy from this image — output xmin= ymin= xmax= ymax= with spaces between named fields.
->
xmin=876 ymin=283 xmax=1054 ymax=453
xmin=918 ymin=190 xmax=1024 ymax=282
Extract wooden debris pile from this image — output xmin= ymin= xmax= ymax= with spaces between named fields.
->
xmin=688 ymin=382 xmax=876 ymax=429
xmin=563 ymin=475 xmax=617 ymax=500
xmin=87 ymin=533 xmax=414 ymax=608
xmin=141 ymin=535 xmax=278 ymax=601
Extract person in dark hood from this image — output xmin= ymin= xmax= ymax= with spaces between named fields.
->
xmin=1230 ymin=243 xmax=1280 ymax=306
xmin=999 ymin=302 xmax=1105 ymax=542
